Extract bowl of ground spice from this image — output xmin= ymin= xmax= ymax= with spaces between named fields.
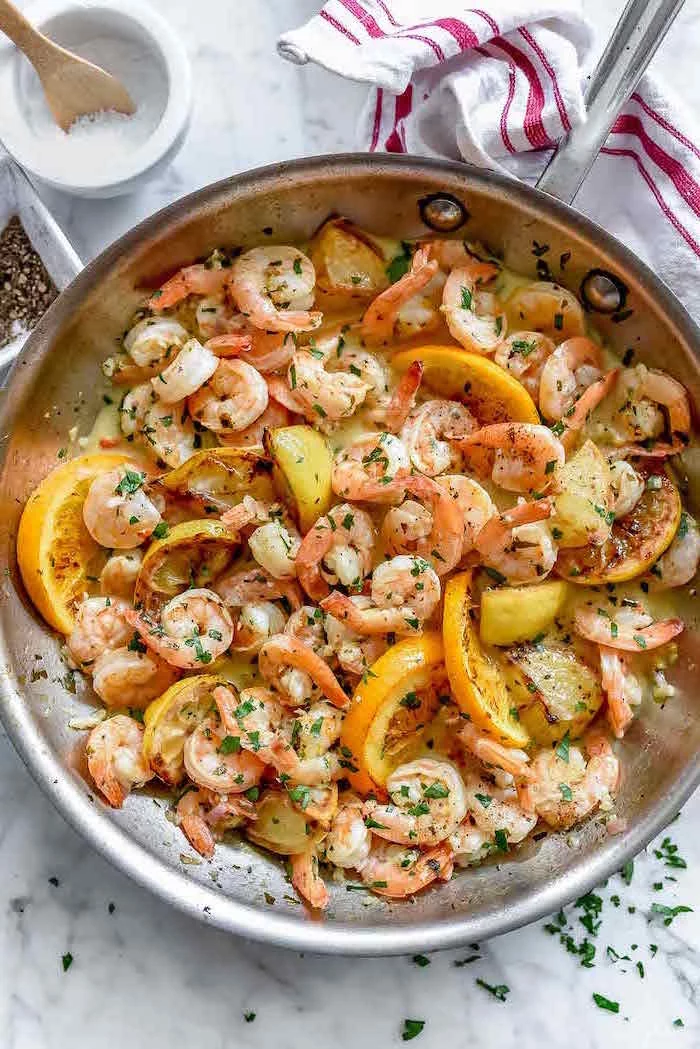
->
xmin=0 ymin=152 xmax=82 ymax=372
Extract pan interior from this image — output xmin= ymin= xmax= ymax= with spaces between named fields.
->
xmin=1 ymin=156 xmax=698 ymax=953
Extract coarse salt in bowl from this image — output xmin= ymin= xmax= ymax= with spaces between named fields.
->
xmin=0 ymin=0 xmax=192 ymax=197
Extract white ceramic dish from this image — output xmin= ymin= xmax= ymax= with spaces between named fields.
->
xmin=0 ymin=0 xmax=192 ymax=197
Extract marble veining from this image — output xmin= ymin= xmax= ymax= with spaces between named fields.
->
xmin=2 ymin=0 xmax=700 ymax=1046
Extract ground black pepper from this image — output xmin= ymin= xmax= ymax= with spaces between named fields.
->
xmin=0 ymin=216 xmax=57 ymax=349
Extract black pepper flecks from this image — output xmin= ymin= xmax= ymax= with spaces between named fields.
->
xmin=0 ymin=216 xmax=57 ymax=349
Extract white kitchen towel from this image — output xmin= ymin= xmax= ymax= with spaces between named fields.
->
xmin=278 ymin=1 xmax=700 ymax=320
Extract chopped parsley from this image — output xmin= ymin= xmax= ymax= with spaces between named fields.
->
xmin=114 ymin=469 xmax=145 ymax=496
xmin=555 ymin=731 xmax=571 ymax=763
xmin=219 ymin=735 xmax=241 ymax=755
xmin=592 ymin=993 xmax=619 ymax=1014
xmin=475 ymin=978 xmax=509 ymax=1002
xmin=401 ymin=1019 xmax=425 ymax=1041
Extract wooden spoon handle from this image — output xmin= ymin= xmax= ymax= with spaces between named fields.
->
xmin=0 ymin=0 xmax=48 ymax=65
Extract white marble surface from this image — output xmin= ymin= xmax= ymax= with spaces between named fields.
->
xmin=3 ymin=1 xmax=700 ymax=1047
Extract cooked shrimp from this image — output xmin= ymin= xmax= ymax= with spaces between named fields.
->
xmin=287 ymin=347 xmax=369 ymax=422
xmin=176 ymin=787 xmax=254 ymax=859
xmin=361 ymin=246 xmax=439 ymax=346
xmin=148 ymin=255 xmax=232 ymax=311
xmin=648 ymin=512 xmax=700 ymax=589
xmin=460 ymin=423 xmax=565 ymax=495
xmin=218 ymin=397 xmax=294 ymax=450
xmin=280 ymin=608 xmax=334 ymax=709
xmin=126 ymin=588 xmax=234 ymax=670
xmin=494 ymin=331 xmax=555 ymax=399
xmin=214 ymin=566 xmax=302 ymax=611
xmin=119 ymin=382 xmax=155 ymax=438
xmin=614 ymin=365 xmax=691 ymax=450
xmin=150 ymin=338 xmax=218 ymax=403
xmin=83 ymin=466 xmax=162 ymax=549
xmin=284 ymin=700 xmax=344 ymax=787
xmin=176 ymin=788 xmax=217 ymax=858
xmin=295 ymin=503 xmax=376 ymax=601
xmin=440 ymin=259 xmax=504 ymax=353
xmin=223 ymin=685 xmax=297 ymax=773
xmin=381 ymin=499 xmax=433 ymax=558
xmin=358 ymin=841 xmax=454 ymax=898
xmin=288 ymin=783 xmax=338 ymax=824
xmin=377 ymin=360 xmax=424 ymax=432
xmin=321 ymin=555 xmax=440 ymax=636
xmin=538 ymin=338 xmax=604 ymax=422
xmin=188 ymin=359 xmax=268 ymax=433
xmin=400 ymin=399 xmax=478 ymax=476
xmin=91 ymin=647 xmax=179 ymax=708
xmin=195 ymin=295 xmax=239 ymax=340
xmin=86 ymin=714 xmax=153 ymax=808
xmin=324 ymin=793 xmax=372 ymax=869
xmin=140 ymin=396 xmax=196 ymax=468
xmin=505 ymin=281 xmax=586 ymax=340
xmin=206 ymin=330 xmax=295 ymax=373
xmin=437 ymin=475 xmax=497 ymax=558
xmin=379 ymin=474 xmax=465 ymax=575
xmin=67 ymin=595 xmax=133 ymax=667
xmin=290 ymin=847 xmax=329 ymax=909
xmin=574 ymin=601 xmax=683 ymax=651
xmin=459 ymin=722 xmax=533 ymax=779
xmin=248 ymin=520 xmax=302 ymax=581
xmin=324 ymin=605 xmax=389 ymax=676
xmin=184 ymin=708 xmax=265 ymax=794
xmin=232 ymin=601 xmax=288 ymax=652
xmin=463 ymin=776 xmax=537 ymax=843
xmin=554 ymin=368 xmax=619 ymax=453
xmin=474 ymin=498 xmax=556 ymax=584
xmin=363 ymin=758 xmax=468 ymax=846
xmin=609 ymin=460 xmax=645 ymax=519
xmin=284 ymin=606 xmax=332 ymax=657
xmin=332 ymin=432 xmax=410 ymax=501
xmin=519 ymin=740 xmax=619 ymax=830
xmin=228 ymin=247 xmax=321 ymax=333
xmin=428 ymin=240 xmax=498 ymax=273
xmin=258 ymin=635 xmax=349 ymax=709
xmin=123 ymin=317 xmax=189 ymax=368
xmin=99 ymin=550 xmax=143 ymax=601
xmin=599 ymin=646 xmax=642 ymax=739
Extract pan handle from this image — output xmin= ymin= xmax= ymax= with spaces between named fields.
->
xmin=536 ymin=0 xmax=685 ymax=205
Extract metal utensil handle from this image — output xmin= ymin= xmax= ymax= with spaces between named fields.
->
xmin=537 ymin=0 xmax=685 ymax=204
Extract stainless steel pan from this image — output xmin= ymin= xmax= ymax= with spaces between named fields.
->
xmin=0 ymin=0 xmax=697 ymax=955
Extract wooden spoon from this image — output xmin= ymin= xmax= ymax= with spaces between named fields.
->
xmin=0 ymin=0 xmax=135 ymax=131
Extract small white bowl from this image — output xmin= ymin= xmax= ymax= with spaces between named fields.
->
xmin=0 ymin=0 xmax=192 ymax=197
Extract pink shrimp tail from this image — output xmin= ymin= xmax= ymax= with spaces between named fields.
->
xmin=291 ymin=851 xmax=330 ymax=910
xmin=320 ymin=591 xmax=363 ymax=629
xmin=206 ymin=333 xmax=254 ymax=357
xmin=384 ymin=360 xmax=423 ymax=429
xmin=559 ymin=369 xmax=619 ymax=451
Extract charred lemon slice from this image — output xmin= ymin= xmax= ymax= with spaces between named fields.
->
xmin=17 ymin=452 xmax=132 ymax=633
xmin=265 ymin=425 xmax=333 ymax=532
xmin=143 ymin=674 xmax=226 ymax=785
xmin=443 ymin=570 xmax=530 ymax=747
xmin=392 ymin=345 xmax=539 ymax=424
xmin=134 ymin=519 xmax=239 ymax=613
xmin=556 ymin=469 xmax=681 ymax=584
xmin=339 ymin=633 xmax=445 ymax=796
xmin=159 ymin=447 xmax=274 ymax=512
xmin=504 ymin=643 xmax=603 ymax=745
